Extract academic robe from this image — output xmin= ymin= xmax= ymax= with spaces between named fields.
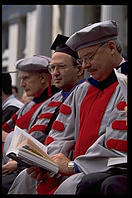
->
xmin=37 ymin=70 xmax=127 ymax=194
xmin=2 ymin=95 xmax=24 ymax=124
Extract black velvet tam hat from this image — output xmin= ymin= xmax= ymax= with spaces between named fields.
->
xmin=51 ymin=34 xmax=79 ymax=59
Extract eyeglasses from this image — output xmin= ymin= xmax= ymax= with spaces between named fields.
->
xmin=48 ymin=63 xmax=74 ymax=74
xmin=77 ymin=42 xmax=107 ymax=65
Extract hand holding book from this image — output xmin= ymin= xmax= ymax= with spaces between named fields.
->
xmin=6 ymin=126 xmax=59 ymax=174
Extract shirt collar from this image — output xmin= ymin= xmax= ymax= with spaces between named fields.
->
xmin=2 ymin=95 xmax=15 ymax=107
xmin=61 ymin=79 xmax=85 ymax=101
xmin=119 ymin=57 xmax=125 ymax=66
xmin=33 ymin=88 xmax=49 ymax=103
xmin=88 ymin=70 xmax=117 ymax=90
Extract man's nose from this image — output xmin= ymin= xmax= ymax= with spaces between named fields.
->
xmin=20 ymin=79 xmax=26 ymax=87
xmin=82 ymin=61 xmax=91 ymax=69
xmin=53 ymin=67 xmax=60 ymax=75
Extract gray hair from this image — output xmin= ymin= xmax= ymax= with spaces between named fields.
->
xmin=114 ymin=39 xmax=122 ymax=54
xmin=101 ymin=39 xmax=122 ymax=54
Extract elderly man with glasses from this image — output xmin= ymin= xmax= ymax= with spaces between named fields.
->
xmin=2 ymin=55 xmax=60 ymax=194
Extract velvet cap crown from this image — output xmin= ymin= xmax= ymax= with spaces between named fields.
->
xmin=15 ymin=55 xmax=51 ymax=72
xmin=51 ymin=34 xmax=79 ymax=59
xmin=66 ymin=20 xmax=119 ymax=51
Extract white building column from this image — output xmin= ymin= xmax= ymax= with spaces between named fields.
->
xmin=8 ymin=18 xmax=20 ymax=85
xmin=101 ymin=5 xmax=127 ymax=56
xmin=64 ymin=5 xmax=84 ymax=36
xmin=52 ymin=5 xmax=62 ymax=43
xmin=34 ymin=5 xmax=52 ymax=57
xmin=24 ymin=9 xmax=37 ymax=57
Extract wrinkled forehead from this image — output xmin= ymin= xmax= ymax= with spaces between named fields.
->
xmin=78 ymin=44 xmax=100 ymax=57
xmin=18 ymin=70 xmax=38 ymax=78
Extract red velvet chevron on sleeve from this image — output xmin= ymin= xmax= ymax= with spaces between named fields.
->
xmin=112 ymin=120 xmax=128 ymax=131
xmin=106 ymin=138 xmax=127 ymax=152
xmin=28 ymin=125 xmax=47 ymax=134
xmin=2 ymin=113 xmax=18 ymax=132
xmin=16 ymin=103 xmax=43 ymax=129
xmin=44 ymin=136 xmax=54 ymax=145
xmin=47 ymin=101 xmax=62 ymax=107
xmin=51 ymin=120 xmax=65 ymax=132
xmin=106 ymin=101 xmax=127 ymax=152
xmin=59 ymin=104 xmax=72 ymax=115
xmin=2 ymin=122 xmax=13 ymax=132
xmin=116 ymin=101 xmax=127 ymax=110
xmin=11 ymin=113 xmax=18 ymax=123
xmin=38 ymin=112 xmax=53 ymax=119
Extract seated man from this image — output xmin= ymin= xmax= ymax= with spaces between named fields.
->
xmin=76 ymin=46 xmax=128 ymax=195
xmin=2 ymin=55 xmax=60 ymax=194
xmin=4 ymin=34 xmax=84 ymax=194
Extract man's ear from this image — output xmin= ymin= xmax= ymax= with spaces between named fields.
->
xmin=107 ymin=41 xmax=116 ymax=56
xmin=77 ymin=65 xmax=84 ymax=76
xmin=39 ymin=72 xmax=47 ymax=83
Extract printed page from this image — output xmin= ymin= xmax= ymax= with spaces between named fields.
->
xmin=18 ymin=147 xmax=59 ymax=173
xmin=6 ymin=126 xmax=59 ymax=173
xmin=6 ymin=126 xmax=47 ymax=157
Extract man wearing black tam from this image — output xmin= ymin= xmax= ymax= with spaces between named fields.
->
xmin=47 ymin=34 xmax=84 ymax=93
xmin=8 ymin=34 xmax=84 ymax=194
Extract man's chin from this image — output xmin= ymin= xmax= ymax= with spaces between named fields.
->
xmin=25 ymin=92 xmax=31 ymax=97
xmin=54 ymin=81 xmax=61 ymax=87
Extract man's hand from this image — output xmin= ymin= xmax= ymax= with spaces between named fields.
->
xmin=26 ymin=166 xmax=48 ymax=182
xmin=2 ymin=159 xmax=18 ymax=176
xmin=51 ymin=153 xmax=74 ymax=176
xmin=26 ymin=153 xmax=74 ymax=181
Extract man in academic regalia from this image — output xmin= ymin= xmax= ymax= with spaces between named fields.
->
xmin=49 ymin=20 xmax=127 ymax=195
xmin=2 ymin=55 xmax=59 ymax=144
xmin=2 ymin=55 xmax=60 ymax=193
xmin=6 ymin=34 xmax=84 ymax=194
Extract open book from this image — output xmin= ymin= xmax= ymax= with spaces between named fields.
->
xmin=6 ymin=126 xmax=59 ymax=174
